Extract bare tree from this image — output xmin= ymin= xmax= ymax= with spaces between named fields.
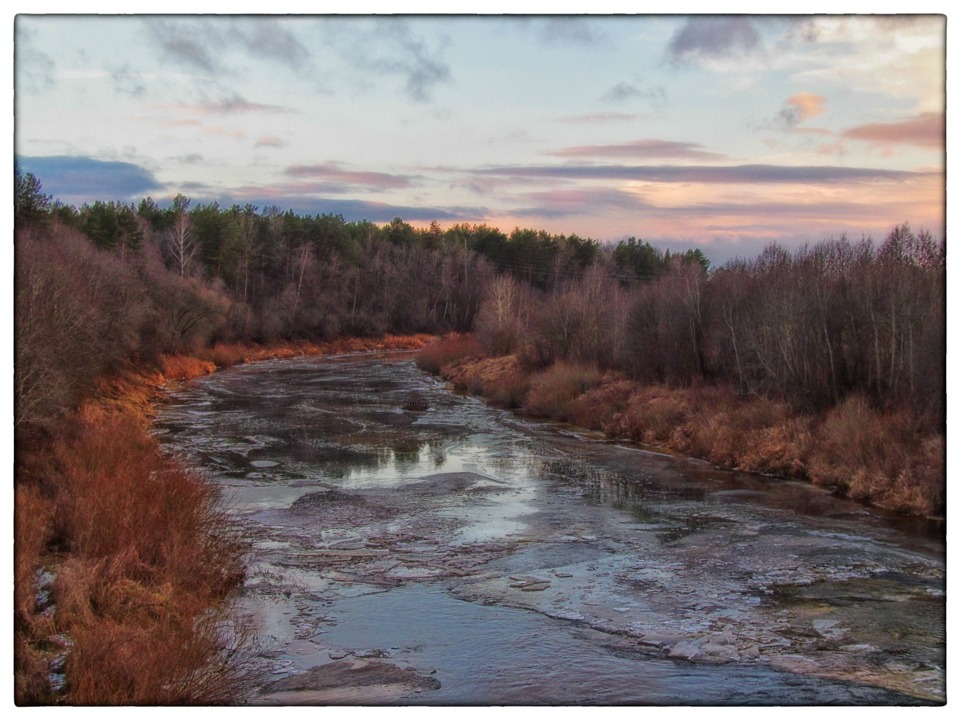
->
xmin=164 ymin=195 xmax=197 ymax=277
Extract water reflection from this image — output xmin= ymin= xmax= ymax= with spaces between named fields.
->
xmin=155 ymin=355 xmax=945 ymax=705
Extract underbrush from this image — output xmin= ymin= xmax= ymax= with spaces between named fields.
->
xmin=416 ymin=335 xmax=944 ymax=518
xmin=806 ymin=397 xmax=945 ymax=516
xmin=525 ymin=362 xmax=602 ymax=420
xmin=159 ymin=354 xmax=217 ymax=380
xmin=202 ymin=334 xmax=436 ymax=370
xmin=414 ymin=333 xmax=482 ymax=374
xmin=15 ymin=408 xmax=254 ymax=704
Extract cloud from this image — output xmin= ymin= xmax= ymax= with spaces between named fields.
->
xmin=774 ymin=93 xmax=826 ymax=130
xmin=144 ymin=18 xmax=312 ymax=76
xmin=602 ymin=80 xmax=666 ymax=104
xmin=110 ymin=64 xmax=147 ymax=97
xmin=326 ymin=18 xmax=452 ymax=102
xmin=476 ymin=163 xmax=923 ymax=185
xmin=14 ymin=24 xmax=56 ymax=93
xmin=147 ymin=19 xmax=225 ymax=74
xmin=535 ymin=18 xmax=606 ymax=46
xmin=510 ymin=188 xmax=648 ymax=218
xmin=842 ymin=112 xmax=944 ymax=150
xmin=667 ymin=17 xmax=762 ymax=64
xmin=255 ymin=136 xmax=287 ymax=148
xmin=556 ymin=112 xmax=646 ymax=124
xmin=226 ymin=18 xmax=311 ymax=71
xmin=548 ymin=139 xmax=725 ymax=161
xmin=284 ymin=162 xmax=413 ymax=191
xmin=17 ymin=156 xmax=162 ymax=202
xmin=194 ymin=96 xmax=296 ymax=115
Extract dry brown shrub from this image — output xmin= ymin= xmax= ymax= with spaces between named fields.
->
xmin=618 ymin=386 xmax=692 ymax=445
xmin=805 ymin=396 xmax=942 ymax=514
xmin=52 ymin=411 xmax=246 ymax=594
xmin=14 ymin=484 xmax=54 ymax=620
xmin=735 ymin=419 xmax=810 ymax=477
xmin=159 ymin=354 xmax=217 ymax=381
xmin=14 ymin=483 xmax=57 ymax=704
xmin=487 ymin=367 xmax=529 ymax=409
xmin=567 ymin=377 xmax=633 ymax=432
xmin=439 ymin=354 xmax=521 ymax=397
xmin=525 ymin=362 xmax=602 ymax=420
xmin=202 ymin=343 xmax=250 ymax=367
xmin=35 ymin=410 xmax=252 ymax=703
xmin=415 ymin=333 xmax=482 ymax=374
xmin=682 ymin=391 xmax=806 ymax=475
xmin=382 ymin=333 xmax=436 ymax=351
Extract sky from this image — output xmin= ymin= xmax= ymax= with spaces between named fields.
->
xmin=12 ymin=7 xmax=948 ymax=264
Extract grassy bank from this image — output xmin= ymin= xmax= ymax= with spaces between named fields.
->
xmin=14 ymin=333 xmax=435 ymax=705
xmin=419 ymin=336 xmax=944 ymax=518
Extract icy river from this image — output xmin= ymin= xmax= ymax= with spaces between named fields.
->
xmin=153 ymin=353 xmax=945 ymax=705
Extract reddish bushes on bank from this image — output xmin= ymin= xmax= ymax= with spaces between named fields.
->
xmin=805 ymin=397 xmax=945 ymax=515
xmin=414 ymin=334 xmax=483 ymax=374
xmin=424 ymin=344 xmax=944 ymax=518
xmin=525 ymin=362 xmax=602 ymax=421
xmin=15 ymin=408 xmax=253 ymax=704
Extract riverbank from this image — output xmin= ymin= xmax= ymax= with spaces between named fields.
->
xmin=14 ymin=334 xmax=436 ymax=704
xmin=418 ymin=336 xmax=944 ymax=519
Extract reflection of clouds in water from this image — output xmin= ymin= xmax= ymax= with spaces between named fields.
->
xmin=154 ymin=356 xmax=945 ymax=705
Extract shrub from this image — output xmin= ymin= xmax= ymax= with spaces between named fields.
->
xmin=615 ymin=385 xmax=692 ymax=445
xmin=806 ymin=396 xmax=944 ymax=515
xmin=487 ymin=367 xmax=530 ymax=409
xmin=567 ymin=376 xmax=635 ymax=432
xmin=30 ymin=408 xmax=253 ymax=704
xmin=524 ymin=362 xmax=601 ymax=420
xmin=159 ymin=354 xmax=217 ymax=381
xmin=14 ymin=483 xmax=57 ymax=704
xmin=415 ymin=333 xmax=482 ymax=374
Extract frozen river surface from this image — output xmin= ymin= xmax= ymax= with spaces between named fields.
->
xmin=154 ymin=354 xmax=945 ymax=705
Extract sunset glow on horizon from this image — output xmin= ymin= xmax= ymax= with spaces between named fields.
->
xmin=14 ymin=13 xmax=945 ymax=263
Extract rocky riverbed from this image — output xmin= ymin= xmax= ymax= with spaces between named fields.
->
xmin=154 ymin=353 xmax=945 ymax=705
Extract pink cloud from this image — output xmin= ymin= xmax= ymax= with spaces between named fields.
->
xmin=255 ymin=136 xmax=286 ymax=148
xmin=786 ymin=93 xmax=826 ymax=122
xmin=284 ymin=162 xmax=412 ymax=190
xmin=842 ymin=112 xmax=944 ymax=150
xmin=773 ymin=93 xmax=826 ymax=130
xmin=547 ymin=139 xmax=725 ymax=161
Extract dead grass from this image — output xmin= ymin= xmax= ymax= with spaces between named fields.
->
xmin=14 ymin=484 xmax=53 ymax=622
xmin=453 ymin=358 xmax=943 ymax=517
xmin=52 ymin=409 xmax=246 ymax=592
xmin=805 ymin=397 xmax=944 ymax=515
xmin=54 ymin=557 xmax=257 ymax=705
xmin=14 ymin=483 xmax=57 ymax=704
xmin=199 ymin=334 xmax=436 ymax=369
xmin=525 ymin=362 xmax=602 ymax=420
xmin=414 ymin=333 xmax=482 ymax=374
xmin=159 ymin=354 xmax=217 ymax=381
xmin=14 ymin=408 xmax=253 ymax=704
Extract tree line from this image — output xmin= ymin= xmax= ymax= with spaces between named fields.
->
xmin=14 ymin=164 xmax=944 ymax=433
xmin=473 ymin=226 xmax=944 ymax=430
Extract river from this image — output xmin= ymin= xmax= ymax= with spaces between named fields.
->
xmin=153 ymin=352 xmax=945 ymax=705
